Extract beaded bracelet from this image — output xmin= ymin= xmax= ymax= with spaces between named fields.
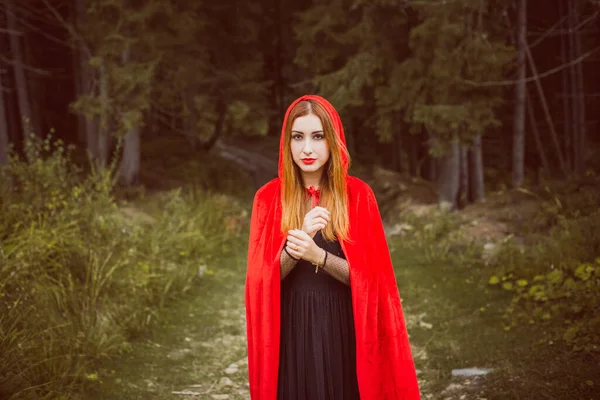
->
xmin=313 ymin=249 xmax=328 ymax=273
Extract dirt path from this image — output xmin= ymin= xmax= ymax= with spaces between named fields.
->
xmin=84 ymin=252 xmax=251 ymax=400
xmin=82 ymin=239 xmax=489 ymax=400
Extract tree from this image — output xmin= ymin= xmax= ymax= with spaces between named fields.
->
xmin=0 ymin=65 xmax=8 ymax=167
xmin=5 ymin=0 xmax=36 ymax=139
xmin=512 ymin=0 xmax=527 ymax=188
xmin=392 ymin=1 xmax=513 ymax=209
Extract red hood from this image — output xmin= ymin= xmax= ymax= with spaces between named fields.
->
xmin=277 ymin=95 xmax=349 ymax=181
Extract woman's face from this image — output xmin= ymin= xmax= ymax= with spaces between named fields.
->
xmin=290 ymin=113 xmax=330 ymax=181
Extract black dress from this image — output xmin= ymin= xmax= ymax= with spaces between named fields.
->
xmin=277 ymin=230 xmax=360 ymax=400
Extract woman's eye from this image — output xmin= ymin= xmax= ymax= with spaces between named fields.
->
xmin=292 ymin=135 xmax=302 ymax=140
xmin=314 ymin=134 xmax=324 ymax=140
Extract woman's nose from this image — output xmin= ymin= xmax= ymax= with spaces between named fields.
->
xmin=302 ymin=139 xmax=312 ymax=154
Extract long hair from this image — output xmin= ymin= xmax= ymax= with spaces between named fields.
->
xmin=280 ymin=100 xmax=351 ymax=242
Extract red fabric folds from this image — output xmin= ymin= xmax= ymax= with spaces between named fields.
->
xmin=245 ymin=94 xmax=420 ymax=399
xmin=306 ymin=185 xmax=321 ymax=208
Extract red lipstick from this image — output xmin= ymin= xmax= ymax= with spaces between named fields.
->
xmin=302 ymin=158 xmax=316 ymax=165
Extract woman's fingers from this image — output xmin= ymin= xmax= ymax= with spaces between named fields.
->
xmin=312 ymin=216 xmax=328 ymax=226
xmin=286 ymin=245 xmax=301 ymax=259
xmin=308 ymin=207 xmax=331 ymax=222
xmin=287 ymin=231 xmax=306 ymax=248
xmin=313 ymin=206 xmax=331 ymax=216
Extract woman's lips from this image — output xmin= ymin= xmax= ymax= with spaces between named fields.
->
xmin=302 ymin=158 xmax=316 ymax=165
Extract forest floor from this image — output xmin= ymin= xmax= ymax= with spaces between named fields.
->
xmin=82 ymin=177 xmax=600 ymax=400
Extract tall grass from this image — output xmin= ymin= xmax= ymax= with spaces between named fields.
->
xmin=0 ymin=136 xmax=247 ymax=399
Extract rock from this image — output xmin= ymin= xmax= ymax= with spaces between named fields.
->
xmin=218 ymin=377 xmax=234 ymax=388
xmin=438 ymin=200 xmax=454 ymax=213
xmin=451 ymin=367 xmax=493 ymax=376
xmin=167 ymin=348 xmax=191 ymax=360
xmin=441 ymin=382 xmax=464 ymax=394
xmin=210 ymin=395 xmax=230 ymax=400
xmin=418 ymin=320 xmax=433 ymax=330
xmin=482 ymin=242 xmax=499 ymax=265
xmin=235 ymin=357 xmax=248 ymax=366
xmin=172 ymin=390 xmax=201 ymax=396
xmin=224 ymin=364 xmax=239 ymax=374
xmin=418 ymin=313 xmax=433 ymax=330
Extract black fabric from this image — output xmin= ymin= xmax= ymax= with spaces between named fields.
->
xmin=277 ymin=231 xmax=360 ymax=400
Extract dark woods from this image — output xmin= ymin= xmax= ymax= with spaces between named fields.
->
xmin=0 ymin=0 xmax=598 ymax=203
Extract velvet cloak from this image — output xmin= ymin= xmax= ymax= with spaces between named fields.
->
xmin=245 ymin=95 xmax=420 ymax=399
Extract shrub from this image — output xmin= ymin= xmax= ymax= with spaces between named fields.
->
xmin=487 ymin=186 xmax=600 ymax=352
xmin=390 ymin=210 xmax=482 ymax=268
xmin=0 ymin=136 xmax=245 ymax=399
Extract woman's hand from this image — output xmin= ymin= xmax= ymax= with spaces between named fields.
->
xmin=285 ymin=229 xmax=324 ymax=264
xmin=302 ymin=206 xmax=331 ymax=238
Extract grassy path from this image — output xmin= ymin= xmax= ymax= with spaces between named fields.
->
xmin=83 ymin=250 xmax=251 ymax=400
xmin=81 ymin=233 xmax=598 ymax=400
xmin=81 ymin=241 xmax=499 ymax=400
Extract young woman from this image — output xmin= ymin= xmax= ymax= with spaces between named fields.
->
xmin=245 ymin=95 xmax=420 ymax=400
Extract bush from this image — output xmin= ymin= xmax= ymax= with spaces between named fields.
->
xmin=0 ymin=136 xmax=245 ymax=399
xmin=389 ymin=210 xmax=482 ymax=268
xmin=487 ymin=186 xmax=600 ymax=352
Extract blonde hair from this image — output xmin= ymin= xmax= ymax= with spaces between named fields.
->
xmin=280 ymin=100 xmax=350 ymax=242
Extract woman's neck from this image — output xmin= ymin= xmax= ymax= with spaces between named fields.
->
xmin=302 ymin=171 xmax=323 ymax=189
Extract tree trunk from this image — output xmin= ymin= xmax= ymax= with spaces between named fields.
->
xmin=572 ymin=0 xmax=586 ymax=175
xmin=119 ymin=126 xmax=140 ymax=186
xmin=438 ymin=139 xmax=460 ymax=212
xmin=568 ymin=0 xmax=579 ymax=174
xmin=526 ymin=44 xmax=568 ymax=177
xmin=201 ymin=101 xmax=227 ymax=151
xmin=526 ymin=90 xmax=550 ymax=178
xmin=424 ymin=130 xmax=436 ymax=181
xmin=469 ymin=135 xmax=485 ymax=202
xmin=23 ymin=29 xmax=42 ymax=137
xmin=274 ymin=0 xmax=285 ymax=121
xmin=408 ymin=132 xmax=418 ymax=177
xmin=559 ymin=0 xmax=571 ymax=172
xmin=512 ymin=0 xmax=527 ymax=188
xmin=97 ymin=59 xmax=110 ymax=168
xmin=183 ymin=91 xmax=198 ymax=149
xmin=0 ymin=73 xmax=9 ymax=167
xmin=75 ymin=0 xmax=100 ymax=158
xmin=458 ymin=145 xmax=469 ymax=208
xmin=392 ymin=114 xmax=403 ymax=173
xmin=6 ymin=0 xmax=35 ymax=139
xmin=118 ymin=42 xmax=141 ymax=186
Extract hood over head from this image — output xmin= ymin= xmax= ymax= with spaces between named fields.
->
xmin=277 ymin=95 xmax=349 ymax=181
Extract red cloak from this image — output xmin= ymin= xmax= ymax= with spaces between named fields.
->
xmin=245 ymin=95 xmax=420 ymax=399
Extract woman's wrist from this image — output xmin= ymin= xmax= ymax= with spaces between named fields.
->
xmin=308 ymin=245 xmax=323 ymax=265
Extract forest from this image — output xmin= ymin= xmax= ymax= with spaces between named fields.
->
xmin=0 ymin=0 xmax=599 ymax=399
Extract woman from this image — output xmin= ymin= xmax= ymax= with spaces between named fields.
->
xmin=245 ymin=95 xmax=420 ymax=400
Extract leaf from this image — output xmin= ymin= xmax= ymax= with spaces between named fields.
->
xmin=546 ymin=269 xmax=564 ymax=285
xmin=516 ymin=279 xmax=528 ymax=287
xmin=488 ymin=276 xmax=500 ymax=285
xmin=574 ymin=263 xmax=594 ymax=281
xmin=502 ymin=282 xmax=513 ymax=290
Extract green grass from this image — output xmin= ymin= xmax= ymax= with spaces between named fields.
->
xmin=391 ymin=227 xmax=600 ymax=399
xmin=0 ymin=136 xmax=253 ymax=400
xmin=81 ymin=249 xmax=249 ymax=400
